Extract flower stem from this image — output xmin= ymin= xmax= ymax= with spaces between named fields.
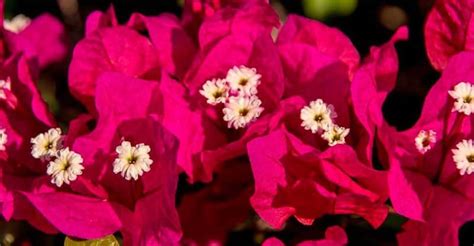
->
xmin=433 ymin=113 xmax=465 ymax=184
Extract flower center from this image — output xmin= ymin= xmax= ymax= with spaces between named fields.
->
xmin=45 ymin=142 xmax=53 ymax=150
xmin=422 ymin=138 xmax=431 ymax=147
xmin=467 ymin=154 xmax=474 ymax=163
xmin=62 ymin=161 xmax=71 ymax=170
xmin=239 ymin=78 xmax=249 ymax=86
xmin=464 ymin=96 xmax=472 ymax=103
xmin=128 ymin=155 xmax=138 ymax=165
xmin=239 ymin=108 xmax=249 ymax=117
xmin=314 ymin=114 xmax=323 ymax=122
xmin=46 ymin=148 xmax=84 ymax=187
xmin=213 ymin=90 xmax=223 ymax=98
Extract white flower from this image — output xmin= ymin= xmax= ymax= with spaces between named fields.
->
xmin=223 ymin=96 xmax=264 ymax=129
xmin=300 ymin=99 xmax=337 ymax=133
xmin=321 ymin=125 xmax=350 ymax=146
xmin=448 ymin=82 xmax=474 ymax=115
xmin=452 ymin=139 xmax=474 ymax=175
xmin=4 ymin=14 xmax=31 ymax=33
xmin=113 ymin=141 xmax=153 ymax=181
xmin=226 ymin=65 xmax=261 ymax=96
xmin=0 ymin=128 xmax=7 ymax=151
xmin=47 ymin=148 xmax=84 ymax=187
xmin=31 ymin=128 xmax=63 ymax=159
xmin=199 ymin=78 xmax=229 ymax=105
xmin=0 ymin=78 xmax=11 ymax=101
xmin=414 ymin=130 xmax=436 ymax=154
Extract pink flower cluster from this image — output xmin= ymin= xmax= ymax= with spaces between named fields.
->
xmin=1 ymin=0 xmax=474 ymax=245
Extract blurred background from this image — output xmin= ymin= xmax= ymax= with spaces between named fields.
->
xmin=2 ymin=0 xmax=470 ymax=245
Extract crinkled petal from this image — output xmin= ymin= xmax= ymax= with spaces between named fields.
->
xmin=68 ymin=27 xmax=160 ymax=112
xmin=5 ymin=14 xmax=68 ymax=69
xmin=425 ymin=0 xmax=474 ymax=70
xmin=22 ymin=192 xmax=122 ymax=239
xmin=277 ymin=15 xmax=360 ymax=77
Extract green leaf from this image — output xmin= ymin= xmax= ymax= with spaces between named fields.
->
xmin=64 ymin=235 xmax=120 ymax=246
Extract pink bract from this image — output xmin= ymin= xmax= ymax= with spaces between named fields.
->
xmin=4 ymin=14 xmax=68 ymax=69
xmin=378 ymin=51 xmax=474 ymax=245
xmin=69 ymin=7 xmax=195 ymax=113
xmin=0 ymin=54 xmax=58 ymax=233
xmin=164 ymin=2 xmax=282 ymax=183
xmin=425 ymin=0 xmax=474 ymax=71
xmin=24 ymin=73 xmax=182 ymax=245
xmin=246 ymin=19 xmax=408 ymax=229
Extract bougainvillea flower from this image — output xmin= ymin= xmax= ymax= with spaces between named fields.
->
xmin=377 ymin=51 xmax=474 ymax=245
xmin=24 ymin=73 xmax=182 ymax=245
xmin=69 ymin=6 xmax=195 ymax=113
xmin=248 ymin=126 xmax=388 ymax=229
xmin=262 ymin=226 xmax=347 ymax=246
xmin=245 ymin=20 xmax=408 ymax=229
xmin=351 ymin=26 xmax=408 ymax=163
xmin=195 ymin=0 xmax=279 ymax=51
xmin=4 ymin=14 xmax=68 ymax=69
xmin=183 ymin=0 xmax=267 ymax=18
xmin=424 ymin=0 xmax=474 ymax=71
xmin=162 ymin=3 xmax=282 ymax=183
xmin=277 ymin=15 xmax=360 ymax=79
xmin=0 ymin=54 xmax=61 ymax=233
xmin=68 ymin=15 xmax=160 ymax=112
xmin=181 ymin=0 xmax=271 ymax=39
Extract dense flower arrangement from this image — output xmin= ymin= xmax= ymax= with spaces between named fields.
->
xmin=1 ymin=0 xmax=474 ymax=245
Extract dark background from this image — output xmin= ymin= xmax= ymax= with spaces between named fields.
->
xmin=2 ymin=0 xmax=472 ymax=245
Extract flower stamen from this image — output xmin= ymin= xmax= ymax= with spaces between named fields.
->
xmin=31 ymin=128 xmax=63 ymax=160
xmin=200 ymin=78 xmax=229 ymax=105
xmin=46 ymin=148 xmax=84 ymax=187
xmin=449 ymin=82 xmax=474 ymax=115
xmin=226 ymin=65 xmax=261 ymax=96
xmin=4 ymin=14 xmax=31 ymax=33
xmin=452 ymin=139 xmax=474 ymax=175
xmin=0 ymin=129 xmax=7 ymax=151
xmin=415 ymin=130 xmax=437 ymax=154
xmin=322 ymin=125 xmax=350 ymax=146
xmin=301 ymin=99 xmax=337 ymax=133
xmin=223 ymin=96 xmax=263 ymax=129
xmin=113 ymin=141 xmax=153 ymax=181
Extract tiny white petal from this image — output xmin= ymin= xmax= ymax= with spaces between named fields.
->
xmin=226 ymin=65 xmax=261 ymax=96
xmin=222 ymin=96 xmax=264 ymax=129
xmin=0 ymin=128 xmax=7 ymax=151
xmin=0 ymin=78 xmax=11 ymax=101
xmin=414 ymin=130 xmax=437 ymax=154
xmin=113 ymin=140 xmax=154 ymax=180
xmin=4 ymin=14 xmax=31 ymax=33
xmin=449 ymin=82 xmax=474 ymax=115
xmin=321 ymin=125 xmax=350 ymax=146
xmin=31 ymin=128 xmax=63 ymax=160
xmin=300 ymin=99 xmax=337 ymax=133
xmin=47 ymin=148 xmax=84 ymax=187
xmin=452 ymin=139 xmax=474 ymax=176
xmin=199 ymin=78 xmax=229 ymax=105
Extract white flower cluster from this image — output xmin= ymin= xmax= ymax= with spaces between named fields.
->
xmin=113 ymin=140 xmax=154 ymax=181
xmin=447 ymin=82 xmax=474 ymax=175
xmin=452 ymin=139 xmax=474 ymax=176
xmin=31 ymin=128 xmax=84 ymax=187
xmin=0 ymin=128 xmax=7 ymax=151
xmin=300 ymin=99 xmax=349 ymax=146
xmin=414 ymin=130 xmax=437 ymax=154
xmin=449 ymin=82 xmax=474 ymax=115
xmin=4 ymin=14 xmax=31 ymax=34
xmin=200 ymin=65 xmax=264 ymax=129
